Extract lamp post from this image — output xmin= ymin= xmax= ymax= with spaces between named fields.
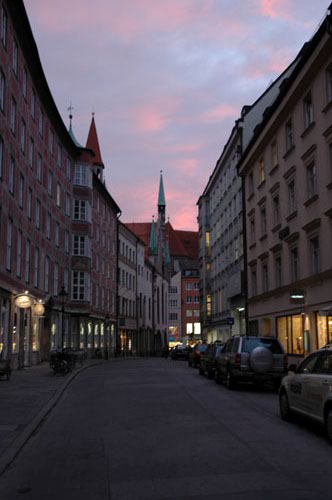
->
xmin=59 ymin=285 xmax=68 ymax=349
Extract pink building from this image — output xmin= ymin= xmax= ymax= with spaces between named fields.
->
xmin=238 ymin=13 xmax=332 ymax=360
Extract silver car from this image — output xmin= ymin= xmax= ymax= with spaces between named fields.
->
xmin=279 ymin=347 xmax=332 ymax=442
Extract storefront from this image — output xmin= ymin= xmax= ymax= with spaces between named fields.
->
xmin=316 ymin=310 xmax=332 ymax=348
xmin=276 ymin=314 xmax=305 ymax=356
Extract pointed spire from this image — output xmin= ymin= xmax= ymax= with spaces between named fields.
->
xmin=86 ymin=113 xmax=104 ymax=166
xmin=67 ymin=103 xmax=83 ymax=148
xmin=149 ymin=216 xmax=158 ymax=256
xmin=158 ymin=170 xmax=166 ymax=207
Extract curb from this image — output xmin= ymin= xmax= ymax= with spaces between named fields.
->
xmin=0 ymin=360 xmax=106 ymax=478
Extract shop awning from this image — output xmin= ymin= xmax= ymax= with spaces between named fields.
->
xmin=318 ymin=307 xmax=332 ymax=316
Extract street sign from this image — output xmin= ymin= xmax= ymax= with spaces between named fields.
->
xmin=227 ymin=317 xmax=235 ymax=325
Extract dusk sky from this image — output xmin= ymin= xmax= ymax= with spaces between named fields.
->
xmin=24 ymin=0 xmax=329 ymax=230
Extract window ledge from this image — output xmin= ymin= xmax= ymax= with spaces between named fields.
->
xmin=303 ymin=194 xmax=319 ymax=207
xmin=258 ymin=180 xmax=266 ymax=190
xmin=300 ymin=121 xmax=316 ymax=138
xmin=326 ymin=181 xmax=332 ymax=190
xmin=286 ymin=210 xmax=298 ymax=222
xmin=322 ymin=100 xmax=332 ymax=114
xmin=247 ymin=193 xmax=254 ymax=202
xmin=269 ymin=164 xmax=279 ymax=176
xmin=249 ymin=242 xmax=256 ymax=250
xmin=259 ymin=234 xmax=268 ymax=242
xmin=283 ymin=145 xmax=295 ymax=160
xmin=272 ymin=223 xmax=282 ymax=233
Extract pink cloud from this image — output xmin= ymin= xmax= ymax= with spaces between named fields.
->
xmin=259 ymin=0 xmax=292 ymax=21
xmin=202 ymin=104 xmax=238 ymax=124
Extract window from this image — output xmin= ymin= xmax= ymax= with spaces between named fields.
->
xmin=96 ymin=255 xmax=100 ymax=272
xmin=169 ymin=313 xmax=178 ymax=321
xmin=54 ymin=263 xmax=59 ymax=295
xmin=31 ymin=89 xmax=36 ymax=119
xmin=37 ymin=153 xmax=42 ymax=182
xmin=96 ymin=225 xmax=100 ymax=242
xmin=102 ymin=231 xmax=106 ymax=247
xmin=307 ymin=162 xmax=317 ymax=198
xmin=186 ymin=283 xmax=192 ymax=290
xmin=27 ymin=188 xmax=32 ymax=219
xmin=56 ymin=183 xmax=61 ymax=207
xmin=10 ymin=97 xmax=16 ymax=134
xmin=55 ymin=222 xmax=60 ymax=247
xmin=288 ymin=179 xmax=296 ymax=213
xmin=25 ymin=239 xmax=30 ymax=283
xmin=29 ymin=137 xmax=34 ymax=168
xmin=290 ymin=247 xmax=299 ymax=282
xmin=66 ymin=158 xmax=71 ymax=179
xmin=9 ymin=156 xmax=15 ymax=194
xmin=262 ymin=263 xmax=268 ymax=292
xmin=72 ymin=271 xmax=88 ymax=301
xmin=18 ymin=173 xmax=24 ymax=208
xmin=39 ymin=109 xmax=44 ymax=137
xmin=65 ymin=230 xmax=70 ymax=254
xmin=186 ymin=310 xmax=193 ymax=317
xmin=65 ymin=193 xmax=71 ymax=216
xmin=74 ymin=164 xmax=88 ymax=186
xmin=260 ymin=207 xmax=267 ymax=236
xmin=194 ymin=283 xmax=199 ymax=290
xmin=35 ymin=199 xmax=41 ymax=229
xmin=275 ymin=255 xmax=282 ymax=288
xmin=23 ymin=67 xmax=27 ymax=100
xmin=248 ymin=172 xmax=254 ymax=195
xmin=12 ymin=38 xmax=18 ymax=76
xmin=194 ymin=296 xmax=200 ymax=303
xmin=44 ymin=256 xmax=50 ymax=292
xmin=46 ymin=212 xmax=51 ymax=240
xmin=33 ymin=247 xmax=39 ymax=287
xmin=277 ymin=315 xmax=304 ymax=356
xmin=20 ymin=119 xmax=26 ymax=153
xmin=1 ymin=5 xmax=7 ymax=48
xmin=285 ymin=118 xmax=293 ymax=151
xmin=49 ymin=129 xmax=54 ymax=155
xmin=186 ymin=296 xmax=192 ymax=303
xmin=6 ymin=219 xmax=13 ymax=270
xmin=57 ymin=144 xmax=62 ymax=168
xmin=303 ymin=91 xmax=313 ymax=129
xmin=0 ymin=69 xmax=5 ymax=111
xmin=48 ymin=170 xmax=53 ymax=196
xmin=272 ymin=195 xmax=280 ymax=226
xmin=258 ymin=158 xmax=265 ymax=184
xmin=73 ymin=235 xmax=86 ymax=256
xmin=310 ymin=236 xmax=320 ymax=274
xmin=74 ymin=199 xmax=86 ymax=220
xmin=250 ymin=216 xmax=255 ymax=244
xmin=0 ymin=135 xmax=3 ymax=178
xmin=271 ymin=141 xmax=278 ymax=168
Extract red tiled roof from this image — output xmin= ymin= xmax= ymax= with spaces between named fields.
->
xmin=125 ymin=222 xmax=198 ymax=261
xmin=86 ymin=116 xmax=103 ymax=166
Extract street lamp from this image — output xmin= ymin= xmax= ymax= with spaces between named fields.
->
xmin=59 ymin=285 xmax=68 ymax=349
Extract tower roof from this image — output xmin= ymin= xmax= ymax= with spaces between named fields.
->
xmin=149 ymin=217 xmax=158 ymax=256
xmin=86 ymin=115 xmax=104 ymax=166
xmin=68 ymin=121 xmax=83 ymax=148
xmin=158 ymin=171 xmax=166 ymax=207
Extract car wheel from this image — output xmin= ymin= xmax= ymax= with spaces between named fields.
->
xmin=226 ymin=370 xmax=236 ymax=390
xmin=279 ymin=390 xmax=291 ymax=420
xmin=325 ymin=407 xmax=332 ymax=443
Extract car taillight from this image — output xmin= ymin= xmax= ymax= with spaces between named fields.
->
xmin=235 ymin=353 xmax=241 ymax=367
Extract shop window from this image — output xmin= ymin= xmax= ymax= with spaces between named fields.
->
xmin=316 ymin=315 xmax=332 ymax=349
xmin=277 ymin=314 xmax=304 ymax=355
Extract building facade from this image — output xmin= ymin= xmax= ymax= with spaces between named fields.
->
xmin=238 ymin=13 xmax=332 ymax=359
xmin=0 ymin=0 xmax=120 ymax=367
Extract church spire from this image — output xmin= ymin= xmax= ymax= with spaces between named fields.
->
xmin=158 ymin=170 xmax=166 ymax=207
xmin=86 ymin=113 xmax=104 ymax=168
xmin=149 ymin=216 xmax=158 ymax=256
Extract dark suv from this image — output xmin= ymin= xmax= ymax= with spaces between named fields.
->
xmin=199 ymin=342 xmax=225 ymax=379
xmin=214 ymin=335 xmax=287 ymax=390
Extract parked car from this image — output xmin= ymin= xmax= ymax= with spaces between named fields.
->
xmin=199 ymin=342 xmax=225 ymax=379
xmin=170 ymin=344 xmax=191 ymax=360
xmin=214 ymin=335 xmax=287 ymax=390
xmin=279 ymin=347 xmax=332 ymax=442
xmin=188 ymin=343 xmax=208 ymax=368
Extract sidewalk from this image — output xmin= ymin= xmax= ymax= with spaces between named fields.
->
xmin=0 ymin=358 xmax=105 ymax=477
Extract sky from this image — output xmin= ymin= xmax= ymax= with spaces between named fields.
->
xmin=24 ymin=0 xmax=329 ymax=231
